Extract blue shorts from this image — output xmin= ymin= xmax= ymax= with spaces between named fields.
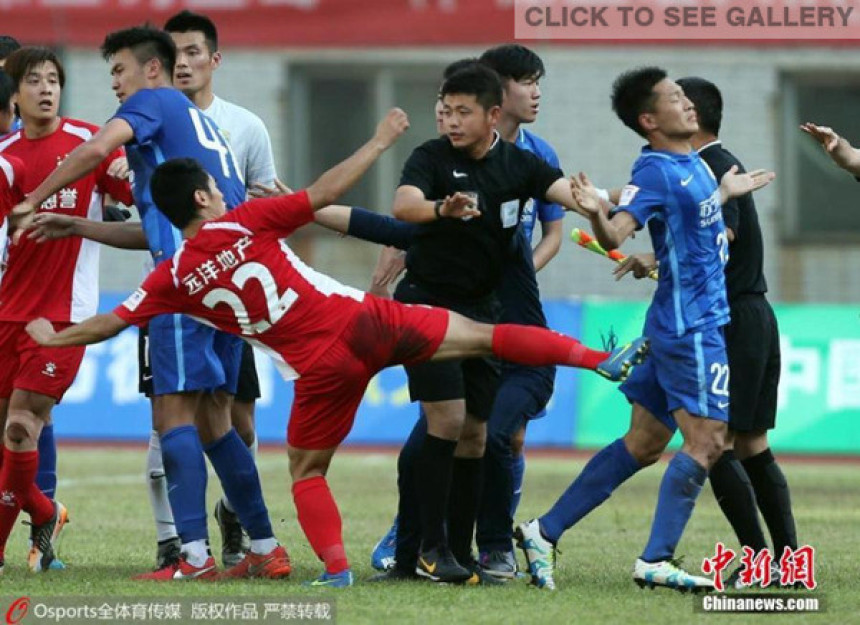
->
xmin=619 ymin=326 xmax=729 ymax=432
xmin=148 ymin=313 xmax=243 ymax=396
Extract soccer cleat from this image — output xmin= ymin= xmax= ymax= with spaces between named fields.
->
xmin=596 ymin=336 xmax=650 ymax=382
xmin=633 ymin=558 xmax=715 ymax=593
xmin=214 ymin=500 xmax=249 ymax=568
xmin=155 ymin=537 xmax=182 ymax=571
xmin=370 ymin=517 xmax=398 ymax=571
xmin=514 ymin=519 xmax=557 ymax=590
xmin=26 ymin=501 xmax=68 ymax=573
xmin=461 ymin=556 xmax=506 ymax=586
xmin=133 ymin=555 xmax=218 ymax=581
xmin=367 ymin=566 xmax=420 ymax=582
xmin=479 ymin=550 xmax=518 ymax=580
xmin=415 ymin=545 xmax=472 ymax=583
xmin=219 ymin=545 xmax=292 ymax=580
xmin=304 ymin=569 xmax=354 ymax=588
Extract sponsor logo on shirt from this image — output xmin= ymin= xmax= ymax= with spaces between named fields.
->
xmin=699 ymin=189 xmax=722 ymax=228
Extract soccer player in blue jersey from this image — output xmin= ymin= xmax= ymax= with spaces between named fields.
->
xmin=515 ymin=67 xmax=774 ymax=592
xmin=11 ymin=26 xmax=288 ymax=580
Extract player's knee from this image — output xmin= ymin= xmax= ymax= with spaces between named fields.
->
xmin=510 ymin=426 xmax=526 ymax=457
xmin=5 ymin=414 xmax=38 ymax=446
xmin=623 ymin=433 xmax=663 ymax=467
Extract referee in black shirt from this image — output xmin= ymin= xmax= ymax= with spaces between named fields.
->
xmin=392 ymin=64 xmax=590 ymax=582
xmin=678 ymin=77 xmax=798 ymax=580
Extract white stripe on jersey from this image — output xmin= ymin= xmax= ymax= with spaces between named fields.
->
xmin=0 ymin=131 xmax=21 ymax=152
xmin=170 ymin=242 xmax=188 ymax=288
xmin=0 ymin=155 xmax=13 ymax=188
xmin=61 ymin=121 xmax=94 ymax=142
xmin=278 ymin=240 xmax=365 ymax=302
xmin=70 ymin=189 xmax=103 ymax=322
xmin=202 ymin=222 xmax=253 ymax=236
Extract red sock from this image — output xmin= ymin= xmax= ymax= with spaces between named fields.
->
xmin=491 ymin=324 xmax=609 ymax=370
xmin=291 ymin=476 xmax=349 ymax=574
xmin=0 ymin=448 xmax=37 ymax=553
xmin=25 ymin=481 xmax=55 ymax=525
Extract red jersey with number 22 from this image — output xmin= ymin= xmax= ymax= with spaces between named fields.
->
xmin=114 ymin=191 xmax=365 ymax=380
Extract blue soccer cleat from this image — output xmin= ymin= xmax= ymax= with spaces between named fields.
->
xmin=371 ymin=517 xmax=398 ymax=571
xmin=305 ymin=569 xmax=354 ymax=588
xmin=596 ymin=336 xmax=650 ymax=382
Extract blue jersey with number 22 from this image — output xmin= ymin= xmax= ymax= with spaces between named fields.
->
xmin=113 ymin=88 xmax=246 ymax=265
xmin=613 ymin=147 xmax=730 ymax=337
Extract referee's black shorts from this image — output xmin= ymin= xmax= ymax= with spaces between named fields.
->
xmin=138 ymin=325 xmax=261 ymax=402
xmin=724 ymin=294 xmax=781 ymax=432
xmin=394 ymin=279 xmax=500 ymax=422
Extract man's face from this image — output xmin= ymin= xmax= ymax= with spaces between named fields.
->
xmin=14 ymin=61 xmax=61 ymax=123
xmin=440 ymin=93 xmax=497 ymax=151
xmin=645 ymin=78 xmax=698 ymax=139
xmin=109 ymin=48 xmax=149 ymax=104
xmin=502 ymin=75 xmax=540 ymax=124
xmin=434 ymin=97 xmax=445 ymax=135
xmin=171 ymin=31 xmax=218 ymax=98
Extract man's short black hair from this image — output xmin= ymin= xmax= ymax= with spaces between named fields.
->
xmin=440 ymin=64 xmax=503 ymax=111
xmin=151 ymin=158 xmax=211 ymax=230
xmin=0 ymin=36 xmax=21 ymax=62
xmin=479 ymin=44 xmax=545 ymax=82
xmin=677 ymin=76 xmax=722 ymax=137
xmin=164 ymin=10 xmax=219 ymax=53
xmin=0 ymin=69 xmax=14 ymax=112
xmin=442 ymin=58 xmax=478 ymax=81
xmin=611 ymin=66 xmax=668 ymax=138
xmin=3 ymin=47 xmax=66 ymax=90
xmin=101 ymin=26 xmax=176 ymax=77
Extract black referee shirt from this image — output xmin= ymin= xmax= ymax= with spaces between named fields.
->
xmin=399 ymin=132 xmax=562 ymax=302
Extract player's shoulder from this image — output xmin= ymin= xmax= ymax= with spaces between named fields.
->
xmin=212 ymin=96 xmax=265 ymax=127
xmin=519 ymin=128 xmax=559 ymax=161
xmin=58 ymin=117 xmax=100 ymax=142
xmin=0 ymin=129 xmax=23 ymax=153
xmin=0 ymin=151 xmax=24 ymax=186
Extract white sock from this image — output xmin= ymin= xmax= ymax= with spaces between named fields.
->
xmin=146 ymin=430 xmax=177 ymax=543
xmin=221 ymin=433 xmax=258 ymax=515
xmin=250 ymin=537 xmax=278 ymax=555
xmin=182 ymin=540 xmax=211 ymax=567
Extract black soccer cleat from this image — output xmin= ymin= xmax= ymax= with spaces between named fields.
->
xmin=415 ymin=545 xmax=472 ymax=583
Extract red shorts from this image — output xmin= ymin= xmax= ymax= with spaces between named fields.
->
xmin=0 ymin=322 xmax=86 ymax=401
xmin=287 ymin=295 xmax=449 ymax=449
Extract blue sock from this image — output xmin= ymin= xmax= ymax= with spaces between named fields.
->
xmin=540 ymin=439 xmax=640 ymax=543
xmin=510 ymin=453 xmax=525 ymax=518
xmin=160 ymin=425 xmax=208 ymax=543
xmin=640 ymin=451 xmax=707 ymax=562
xmin=36 ymin=424 xmax=57 ymax=500
xmin=205 ymin=428 xmax=273 ymax=540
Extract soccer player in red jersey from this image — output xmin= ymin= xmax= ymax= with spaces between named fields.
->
xmin=27 ymin=109 xmax=649 ymax=586
xmin=0 ymin=47 xmax=133 ymax=573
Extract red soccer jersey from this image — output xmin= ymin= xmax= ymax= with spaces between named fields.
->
xmin=115 ymin=191 xmax=366 ymax=380
xmin=0 ymin=118 xmax=133 ymax=323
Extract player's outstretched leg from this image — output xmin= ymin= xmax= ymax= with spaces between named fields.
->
xmin=514 ymin=519 xmax=557 ymax=590
xmin=371 ymin=516 xmax=398 ymax=572
xmin=26 ymin=499 xmax=68 ymax=573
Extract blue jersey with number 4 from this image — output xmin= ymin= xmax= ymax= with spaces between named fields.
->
xmin=114 ymin=88 xmax=246 ymax=265
xmin=613 ymin=147 xmax=729 ymax=337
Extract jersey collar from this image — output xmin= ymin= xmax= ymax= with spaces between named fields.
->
xmin=697 ymin=139 xmax=722 ymax=153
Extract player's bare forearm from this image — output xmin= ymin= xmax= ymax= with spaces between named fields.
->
xmin=391 ymin=187 xmax=437 ymax=222
xmin=26 ymin=313 xmax=129 ymax=347
xmin=28 ymin=143 xmax=111 ymax=208
xmin=532 ymin=219 xmax=563 ymax=272
xmin=830 ymin=137 xmax=860 ymax=175
xmin=313 ymin=205 xmax=353 ymax=234
xmin=589 ymin=209 xmax=637 ymax=251
xmin=306 ymin=108 xmax=409 ymax=209
xmin=77 ymin=219 xmax=147 ymax=250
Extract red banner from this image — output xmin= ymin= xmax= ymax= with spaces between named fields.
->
xmin=0 ymin=0 xmax=513 ymax=47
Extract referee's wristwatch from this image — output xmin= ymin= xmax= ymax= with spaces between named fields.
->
xmin=434 ymin=199 xmax=444 ymax=219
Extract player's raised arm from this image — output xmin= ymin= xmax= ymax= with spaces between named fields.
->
xmin=305 ymin=108 xmax=409 ymax=210
xmin=10 ymin=118 xmax=135 ymax=233
xmin=571 ymin=172 xmax=638 ymax=251
xmin=26 ymin=313 xmax=129 ymax=347
xmin=28 ymin=213 xmax=148 ymax=249
xmin=801 ymin=122 xmax=860 ymax=177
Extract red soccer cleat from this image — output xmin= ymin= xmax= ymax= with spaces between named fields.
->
xmin=133 ymin=555 xmax=218 ymax=581
xmin=218 ymin=545 xmax=292 ymax=580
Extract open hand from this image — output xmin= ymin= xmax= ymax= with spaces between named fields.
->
xmin=26 ymin=317 xmax=56 ymax=345
xmin=800 ymin=122 xmax=839 ymax=153
xmin=720 ymin=165 xmax=775 ymax=200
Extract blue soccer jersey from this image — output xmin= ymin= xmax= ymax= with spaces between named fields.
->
xmin=614 ymin=147 xmax=730 ymax=337
xmin=516 ymin=128 xmax=564 ymax=242
xmin=114 ymin=88 xmax=246 ymax=265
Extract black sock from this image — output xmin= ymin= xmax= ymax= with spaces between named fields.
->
xmin=395 ymin=415 xmax=427 ymax=572
xmin=447 ymin=457 xmax=484 ymax=564
xmin=416 ymin=433 xmax=457 ymax=552
xmin=709 ymin=450 xmax=768 ymax=552
xmin=742 ymin=448 xmax=798 ymax=555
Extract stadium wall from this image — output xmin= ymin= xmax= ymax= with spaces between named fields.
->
xmin=53 ymin=295 xmax=860 ymax=454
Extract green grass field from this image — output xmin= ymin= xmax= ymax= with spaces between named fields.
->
xmin=1 ymin=447 xmax=857 ymax=624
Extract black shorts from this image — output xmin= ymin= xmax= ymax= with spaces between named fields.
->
xmin=725 ymin=294 xmax=780 ymax=432
xmin=234 ymin=342 xmax=261 ymax=403
xmin=138 ymin=325 xmax=260 ymax=402
xmin=394 ymin=278 xmax=500 ymax=422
